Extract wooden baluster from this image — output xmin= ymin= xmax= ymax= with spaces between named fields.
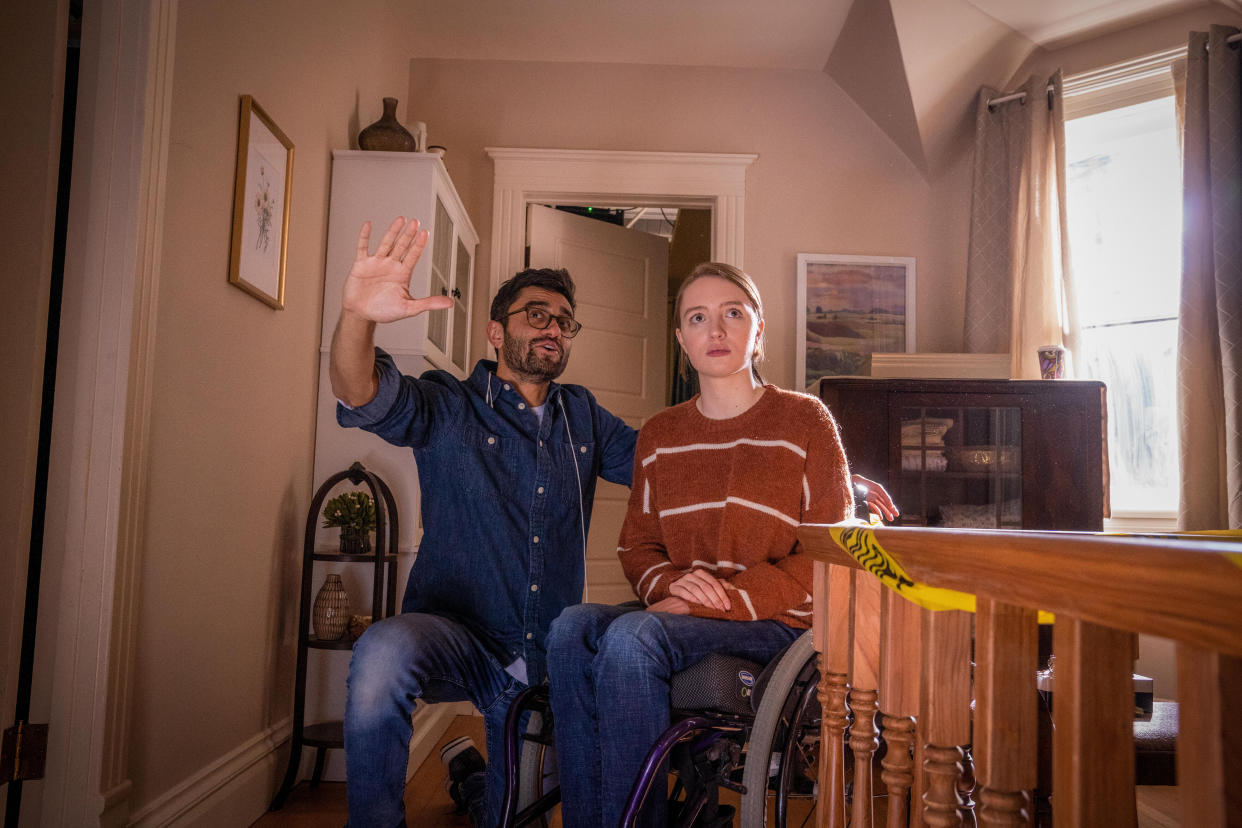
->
xmin=920 ymin=608 xmax=972 ymax=828
xmin=816 ymin=561 xmax=855 ymax=828
xmin=974 ymin=598 xmax=1038 ymax=827
xmin=850 ymin=574 xmax=883 ymax=828
xmin=1051 ymin=619 xmax=1136 ymax=828
xmin=880 ymin=591 xmax=922 ymax=828
xmin=1175 ymin=647 xmax=1242 ymax=827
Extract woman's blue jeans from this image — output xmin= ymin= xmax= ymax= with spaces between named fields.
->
xmin=344 ymin=611 xmax=525 ymax=827
xmin=545 ymin=603 xmax=800 ymax=828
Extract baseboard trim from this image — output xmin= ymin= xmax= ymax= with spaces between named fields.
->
xmin=127 ymin=717 xmax=292 ymax=828
xmin=124 ymin=702 xmax=466 ymax=827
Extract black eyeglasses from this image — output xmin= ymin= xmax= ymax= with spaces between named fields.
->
xmin=503 ymin=305 xmax=583 ymax=338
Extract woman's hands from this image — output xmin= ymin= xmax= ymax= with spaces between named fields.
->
xmin=667 ymin=569 xmax=731 ymax=612
xmin=646 ymin=596 xmax=691 ymax=614
xmin=852 ymin=473 xmax=899 ymax=522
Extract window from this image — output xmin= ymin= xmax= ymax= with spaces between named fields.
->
xmin=1063 ymin=50 xmax=1182 ymax=516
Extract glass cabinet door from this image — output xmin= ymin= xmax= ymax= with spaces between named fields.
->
xmin=452 ymin=237 xmax=471 ymax=369
xmin=427 ymin=197 xmax=453 ymax=352
xmin=897 ymin=403 xmax=1021 ymax=528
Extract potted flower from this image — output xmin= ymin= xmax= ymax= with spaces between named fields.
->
xmin=322 ymin=490 xmax=377 ymax=555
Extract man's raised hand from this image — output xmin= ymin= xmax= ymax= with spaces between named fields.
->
xmin=341 ymin=217 xmax=453 ymax=324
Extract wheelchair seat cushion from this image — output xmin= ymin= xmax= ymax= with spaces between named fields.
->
xmin=670 ymin=652 xmax=766 ymax=717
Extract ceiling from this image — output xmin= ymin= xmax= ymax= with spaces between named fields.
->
xmin=966 ymin=0 xmax=1212 ymax=48
xmin=389 ymin=0 xmax=1232 ymax=69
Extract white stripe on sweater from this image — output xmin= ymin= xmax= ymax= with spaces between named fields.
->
xmin=735 ymin=587 xmax=758 ymax=621
xmin=659 ymin=497 xmax=799 ymax=527
xmin=802 ymin=475 xmax=810 ymax=510
xmin=690 ymin=559 xmax=747 ymax=571
xmin=641 ymin=438 xmax=806 ymax=467
xmin=636 ymin=560 xmax=671 ymax=591
xmin=644 ymin=573 xmax=665 ymax=603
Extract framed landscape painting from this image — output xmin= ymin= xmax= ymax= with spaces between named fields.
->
xmin=796 ymin=253 xmax=916 ymax=391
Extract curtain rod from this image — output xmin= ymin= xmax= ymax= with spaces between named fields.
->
xmin=986 ymin=31 xmax=1241 ymax=109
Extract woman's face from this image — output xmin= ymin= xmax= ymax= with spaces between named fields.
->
xmin=675 ymin=275 xmax=763 ymax=381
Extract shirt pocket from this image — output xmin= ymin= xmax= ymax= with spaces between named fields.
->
xmin=553 ymin=439 xmax=595 ymax=501
xmin=461 ymin=424 xmax=518 ymax=496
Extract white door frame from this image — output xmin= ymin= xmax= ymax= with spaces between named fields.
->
xmin=484 ymin=148 xmax=756 ymax=298
xmin=33 ymin=0 xmax=175 ymax=824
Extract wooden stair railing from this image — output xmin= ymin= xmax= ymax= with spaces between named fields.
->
xmin=801 ymin=526 xmax=1242 ymax=828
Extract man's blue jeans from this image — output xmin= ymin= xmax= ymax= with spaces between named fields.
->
xmin=545 ymin=603 xmax=801 ymax=828
xmin=344 ymin=612 xmax=526 ymax=827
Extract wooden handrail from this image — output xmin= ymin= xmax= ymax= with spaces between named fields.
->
xmin=799 ymin=525 xmax=1242 ymax=828
xmin=799 ymin=526 xmax=1242 ymax=656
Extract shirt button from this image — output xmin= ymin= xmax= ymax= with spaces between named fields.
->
xmin=504 ymin=383 xmax=511 ymax=390
xmin=533 ymin=536 xmax=540 ymax=543
xmin=530 ymin=583 xmax=539 ymax=592
xmin=518 ymin=403 xmax=526 ymax=410
xmin=537 ymin=486 xmax=545 ymax=494
xmin=539 ymin=440 xmax=544 ymax=447
xmin=526 ymin=632 xmax=533 ymax=640
xmin=579 ymin=445 xmax=587 ymax=453
xmin=487 ymin=436 xmax=496 ymax=445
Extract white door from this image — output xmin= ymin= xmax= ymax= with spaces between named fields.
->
xmin=527 ymin=204 xmax=669 ymax=603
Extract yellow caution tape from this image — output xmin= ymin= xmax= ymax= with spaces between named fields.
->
xmin=827 ymin=525 xmax=1055 ymax=623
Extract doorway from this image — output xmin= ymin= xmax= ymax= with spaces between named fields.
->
xmin=530 ymin=203 xmax=711 ymax=408
xmin=488 ymin=148 xmax=755 ymax=601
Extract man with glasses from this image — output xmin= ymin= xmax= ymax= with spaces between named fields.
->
xmin=331 ymin=217 xmax=636 ymax=827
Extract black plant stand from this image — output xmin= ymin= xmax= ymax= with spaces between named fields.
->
xmin=269 ymin=462 xmax=399 ymax=810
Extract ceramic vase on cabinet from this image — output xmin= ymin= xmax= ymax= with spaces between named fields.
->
xmin=358 ymin=97 xmax=418 ymax=152
xmin=312 ymin=574 xmax=350 ymax=640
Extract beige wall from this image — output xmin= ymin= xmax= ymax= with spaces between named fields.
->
xmin=1011 ymin=4 xmax=1242 ymax=84
xmin=0 ymin=0 xmax=65 ymax=740
xmin=410 ymin=58 xmax=966 ymax=391
xmin=125 ymin=0 xmax=415 ymax=811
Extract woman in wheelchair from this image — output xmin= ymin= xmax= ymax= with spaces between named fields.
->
xmin=544 ymin=262 xmax=856 ymax=827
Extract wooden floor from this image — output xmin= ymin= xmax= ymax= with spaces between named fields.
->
xmin=252 ymin=715 xmax=1179 ymax=827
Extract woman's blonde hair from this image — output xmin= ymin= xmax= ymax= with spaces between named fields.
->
xmin=673 ymin=262 xmax=765 ymax=382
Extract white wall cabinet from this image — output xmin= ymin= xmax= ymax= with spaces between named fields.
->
xmin=321 ymin=150 xmax=478 ymax=376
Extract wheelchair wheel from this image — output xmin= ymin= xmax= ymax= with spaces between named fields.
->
xmin=515 ymin=707 xmax=555 ymax=828
xmin=739 ymin=631 xmax=820 ymax=827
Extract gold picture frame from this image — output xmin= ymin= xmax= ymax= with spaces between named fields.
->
xmin=228 ymin=95 xmax=293 ymax=309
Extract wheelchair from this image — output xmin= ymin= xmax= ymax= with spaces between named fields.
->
xmin=499 ymin=630 xmax=824 ymax=827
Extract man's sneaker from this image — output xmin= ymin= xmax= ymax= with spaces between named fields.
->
xmin=440 ymin=736 xmax=486 ymax=812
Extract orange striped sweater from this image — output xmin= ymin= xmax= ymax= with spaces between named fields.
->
xmin=618 ymin=386 xmax=854 ymax=627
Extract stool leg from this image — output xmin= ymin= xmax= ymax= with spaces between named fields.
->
xmin=311 ymin=747 xmax=327 ymax=788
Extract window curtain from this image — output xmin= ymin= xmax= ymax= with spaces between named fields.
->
xmin=1177 ymin=26 xmax=1242 ymax=530
xmin=964 ymin=71 xmax=1079 ymax=380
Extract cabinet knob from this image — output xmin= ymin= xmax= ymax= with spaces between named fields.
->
xmin=451 ymin=288 xmax=462 ymax=299
xmin=440 ymin=287 xmax=448 ymax=296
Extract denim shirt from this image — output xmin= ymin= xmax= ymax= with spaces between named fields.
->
xmin=338 ymin=350 xmax=636 ymax=684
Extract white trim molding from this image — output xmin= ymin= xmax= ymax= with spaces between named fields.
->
xmin=484 ymin=147 xmax=756 ymax=297
xmin=36 ymin=0 xmax=176 ymax=825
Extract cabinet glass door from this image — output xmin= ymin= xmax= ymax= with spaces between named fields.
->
xmin=452 ymin=237 xmax=471 ymax=369
xmin=897 ymin=404 xmax=1021 ymax=528
xmin=427 ymin=197 xmax=453 ymax=352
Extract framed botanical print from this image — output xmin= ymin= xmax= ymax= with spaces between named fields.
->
xmin=228 ymin=95 xmax=293 ymax=309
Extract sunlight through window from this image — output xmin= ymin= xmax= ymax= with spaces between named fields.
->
xmin=1065 ymin=94 xmax=1181 ymax=514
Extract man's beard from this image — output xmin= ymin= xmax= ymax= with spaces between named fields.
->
xmin=501 ymin=329 xmax=568 ymax=382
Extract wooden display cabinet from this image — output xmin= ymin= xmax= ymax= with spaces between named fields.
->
xmin=818 ymin=378 xmax=1107 ymax=531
